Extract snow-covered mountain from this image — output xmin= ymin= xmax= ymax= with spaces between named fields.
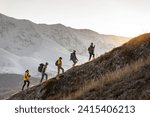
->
xmin=0 ymin=13 xmax=129 ymax=77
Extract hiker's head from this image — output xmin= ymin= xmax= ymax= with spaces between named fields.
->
xmin=45 ymin=62 xmax=48 ymax=65
xmin=91 ymin=42 xmax=93 ymax=45
xmin=26 ymin=69 xmax=29 ymax=73
xmin=59 ymin=57 xmax=62 ymax=60
xmin=73 ymin=50 xmax=76 ymax=53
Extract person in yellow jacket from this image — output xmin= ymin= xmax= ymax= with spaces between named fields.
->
xmin=56 ymin=57 xmax=64 ymax=76
xmin=22 ymin=69 xmax=31 ymax=91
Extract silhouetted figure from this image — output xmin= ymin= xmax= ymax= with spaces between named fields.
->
xmin=88 ymin=42 xmax=95 ymax=61
xmin=40 ymin=62 xmax=48 ymax=82
xmin=22 ymin=69 xmax=30 ymax=91
xmin=70 ymin=50 xmax=78 ymax=67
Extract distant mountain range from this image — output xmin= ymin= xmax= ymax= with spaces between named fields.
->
xmin=0 ymin=13 xmax=129 ymax=76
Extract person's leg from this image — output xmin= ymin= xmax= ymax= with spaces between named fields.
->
xmin=74 ymin=60 xmax=77 ymax=66
xmin=92 ymin=53 xmax=95 ymax=59
xmin=27 ymin=80 xmax=30 ymax=88
xmin=22 ymin=81 xmax=26 ymax=91
xmin=60 ymin=66 xmax=64 ymax=73
xmin=40 ymin=73 xmax=44 ymax=82
xmin=45 ymin=73 xmax=48 ymax=80
xmin=73 ymin=60 xmax=76 ymax=66
xmin=57 ymin=66 xmax=60 ymax=76
xmin=89 ymin=53 xmax=92 ymax=61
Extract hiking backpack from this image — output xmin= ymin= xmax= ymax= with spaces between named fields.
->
xmin=70 ymin=53 xmax=73 ymax=60
xmin=55 ymin=60 xmax=58 ymax=66
xmin=38 ymin=63 xmax=44 ymax=72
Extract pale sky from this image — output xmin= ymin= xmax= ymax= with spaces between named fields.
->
xmin=0 ymin=0 xmax=150 ymax=37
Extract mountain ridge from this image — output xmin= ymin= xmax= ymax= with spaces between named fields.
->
xmin=8 ymin=33 xmax=150 ymax=100
xmin=0 ymin=13 xmax=129 ymax=76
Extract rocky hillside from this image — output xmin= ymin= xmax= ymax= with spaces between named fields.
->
xmin=8 ymin=33 xmax=150 ymax=100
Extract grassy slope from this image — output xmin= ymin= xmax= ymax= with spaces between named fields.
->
xmin=65 ymin=58 xmax=150 ymax=99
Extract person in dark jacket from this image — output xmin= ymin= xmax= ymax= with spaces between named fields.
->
xmin=70 ymin=50 xmax=78 ymax=67
xmin=22 ymin=69 xmax=31 ymax=91
xmin=40 ymin=62 xmax=48 ymax=82
xmin=88 ymin=42 xmax=95 ymax=61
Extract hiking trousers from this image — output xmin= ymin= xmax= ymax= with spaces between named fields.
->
xmin=72 ymin=59 xmax=77 ymax=66
xmin=57 ymin=65 xmax=64 ymax=75
xmin=89 ymin=53 xmax=95 ymax=61
xmin=40 ymin=72 xmax=48 ymax=82
xmin=22 ymin=80 xmax=30 ymax=90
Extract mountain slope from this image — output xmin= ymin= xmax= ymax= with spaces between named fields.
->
xmin=69 ymin=57 xmax=150 ymax=99
xmin=8 ymin=33 xmax=150 ymax=100
xmin=0 ymin=13 xmax=129 ymax=76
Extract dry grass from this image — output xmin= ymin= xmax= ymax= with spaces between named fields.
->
xmin=64 ymin=57 xmax=150 ymax=99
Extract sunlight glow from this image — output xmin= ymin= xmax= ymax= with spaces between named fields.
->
xmin=0 ymin=0 xmax=150 ymax=37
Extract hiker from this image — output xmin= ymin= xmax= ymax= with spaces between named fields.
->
xmin=70 ymin=50 xmax=78 ymax=66
xmin=22 ymin=69 xmax=31 ymax=91
xmin=88 ymin=42 xmax=95 ymax=61
xmin=40 ymin=62 xmax=48 ymax=82
xmin=55 ymin=57 xmax=64 ymax=76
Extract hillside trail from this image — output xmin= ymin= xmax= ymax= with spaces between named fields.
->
xmin=13 ymin=58 xmax=96 ymax=95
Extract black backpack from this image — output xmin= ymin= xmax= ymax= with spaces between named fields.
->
xmin=70 ymin=53 xmax=73 ymax=60
xmin=88 ymin=46 xmax=92 ymax=52
xmin=55 ymin=60 xmax=58 ymax=66
xmin=38 ymin=63 xmax=44 ymax=72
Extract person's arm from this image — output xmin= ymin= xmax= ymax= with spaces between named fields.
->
xmin=70 ymin=53 xmax=72 ymax=60
xmin=27 ymin=73 xmax=31 ymax=78
xmin=75 ymin=55 xmax=78 ymax=61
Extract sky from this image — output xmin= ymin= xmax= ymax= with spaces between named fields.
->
xmin=0 ymin=0 xmax=150 ymax=37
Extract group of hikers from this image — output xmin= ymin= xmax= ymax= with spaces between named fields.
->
xmin=22 ymin=43 xmax=95 ymax=90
